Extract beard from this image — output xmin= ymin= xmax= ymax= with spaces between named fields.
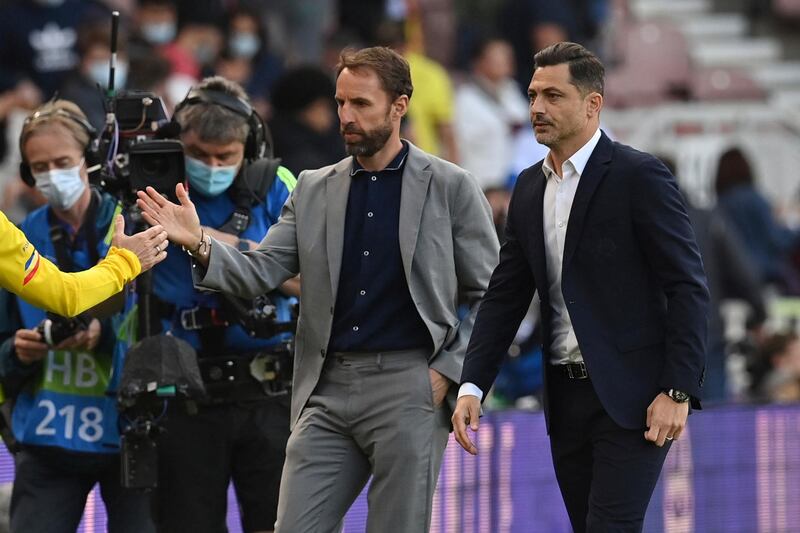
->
xmin=341 ymin=115 xmax=393 ymax=157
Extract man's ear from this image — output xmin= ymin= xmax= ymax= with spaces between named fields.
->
xmin=393 ymin=95 xmax=409 ymax=119
xmin=586 ymin=92 xmax=603 ymax=118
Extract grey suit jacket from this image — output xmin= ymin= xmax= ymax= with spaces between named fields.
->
xmin=195 ymin=142 xmax=499 ymax=428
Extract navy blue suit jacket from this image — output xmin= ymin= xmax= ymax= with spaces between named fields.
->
xmin=461 ymin=131 xmax=710 ymax=430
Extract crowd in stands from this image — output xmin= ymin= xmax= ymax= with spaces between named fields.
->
xmin=0 ymin=0 xmax=799 ymax=409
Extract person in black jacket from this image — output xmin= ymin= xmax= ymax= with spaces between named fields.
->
xmin=453 ymin=42 xmax=709 ymax=533
xmin=269 ymin=65 xmax=344 ymax=176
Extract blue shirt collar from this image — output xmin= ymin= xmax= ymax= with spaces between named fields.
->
xmin=350 ymin=141 xmax=409 ymax=177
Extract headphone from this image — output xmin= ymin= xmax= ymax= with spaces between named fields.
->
xmin=19 ymin=108 xmax=103 ymax=187
xmin=173 ymin=88 xmax=273 ymax=161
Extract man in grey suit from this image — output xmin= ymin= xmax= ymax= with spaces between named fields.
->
xmin=136 ymin=47 xmax=499 ymax=532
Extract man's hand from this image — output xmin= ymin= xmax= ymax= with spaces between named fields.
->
xmin=644 ymin=392 xmax=689 ymax=447
xmin=452 ymin=395 xmax=481 ymax=455
xmin=429 ymin=368 xmax=450 ymax=407
xmin=136 ymin=184 xmax=202 ymax=249
xmin=54 ymin=319 xmax=101 ymax=352
xmin=111 ymin=215 xmax=169 ymax=271
xmin=14 ymin=329 xmax=48 ymax=365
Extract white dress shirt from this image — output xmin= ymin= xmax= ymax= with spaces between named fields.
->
xmin=458 ymin=128 xmax=602 ymax=401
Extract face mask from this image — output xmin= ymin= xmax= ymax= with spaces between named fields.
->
xmin=194 ymin=43 xmax=216 ymax=65
xmin=87 ymin=60 xmax=127 ymax=89
xmin=33 ymin=161 xmax=87 ymax=210
xmin=141 ymin=22 xmax=176 ymax=45
xmin=229 ymin=32 xmax=260 ymax=59
xmin=185 ymin=155 xmax=239 ymax=197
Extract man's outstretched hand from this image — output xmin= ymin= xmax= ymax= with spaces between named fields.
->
xmin=136 ymin=184 xmax=202 ymax=249
xmin=452 ymin=395 xmax=481 ymax=455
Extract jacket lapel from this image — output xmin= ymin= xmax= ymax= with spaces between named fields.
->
xmin=562 ymin=131 xmax=613 ymax=268
xmin=529 ymin=168 xmax=548 ymax=284
xmin=398 ymin=143 xmax=432 ymax=280
xmin=325 ymin=159 xmax=353 ymax=301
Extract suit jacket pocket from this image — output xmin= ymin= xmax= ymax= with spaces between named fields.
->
xmin=617 ymin=324 xmax=664 ymax=352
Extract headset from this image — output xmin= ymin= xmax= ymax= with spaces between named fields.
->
xmin=172 ymin=87 xmax=273 ymax=161
xmin=19 ymin=108 xmax=104 ymax=187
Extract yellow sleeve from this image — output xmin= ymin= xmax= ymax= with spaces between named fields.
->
xmin=0 ymin=210 xmax=141 ymax=317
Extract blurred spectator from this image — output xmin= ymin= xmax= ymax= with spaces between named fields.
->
xmin=378 ymin=20 xmax=459 ymax=162
xmin=269 ymin=65 xmax=344 ymax=176
xmin=500 ymin=0 xmax=572 ymax=90
xmin=751 ymin=332 xmax=800 ymax=403
xmin=254 ymin=0 xmax=335 ymax=65
xmin=161 ymin=21 xmax=222 ymax=80
xmin=0 ymin=0 xmax=109 ymax=98
xmin=132 ymin=0 xmax=177 ymax=47
xmin=454 ymin=36 xmax=527 ymax=189
xmin=321 ymin=29 xmax=363 ymax=76
xmin=715 ymin=147 xmax=800 ymax=294
xmin=126 ymin=44 xmax=171 ymax=96
xmin=60 ymin=23 xmax=128 ymax=131
xmin=484 ymin=186 xmax=511 ymax=242
xmin=659 ymin=155 xmax=768 ymax=402
xmin=216 ymin=7 xmax=283 ymax=119
xmin=452 ymin=0 xmax=505 ymax=70
xmin=338 ymin=0 xmax=391 ymax=47
xmin=174 ymin=0 xmax=228 ymax=27
xmin=405 ymin=0 xmax=457 ymax=68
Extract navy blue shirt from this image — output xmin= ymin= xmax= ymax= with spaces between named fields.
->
xmin=328 ymin=142 xmax=431 ymax=352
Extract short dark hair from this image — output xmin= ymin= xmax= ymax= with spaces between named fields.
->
xmin=175 ymin=76 xmax=250 ymax=145
xmin=715 ymin=147 xmax=753 ymax=195
xmin=336 ymin=46 xmax=413 ymax=102
xmin=534 ymin=42 xmax=604 ymax=96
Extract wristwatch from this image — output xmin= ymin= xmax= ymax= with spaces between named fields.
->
xmin=663 ymin=388 xmax=690 ymax=403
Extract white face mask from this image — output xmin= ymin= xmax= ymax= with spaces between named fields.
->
xmin=33 ymin=160 xmax=87 ymax=210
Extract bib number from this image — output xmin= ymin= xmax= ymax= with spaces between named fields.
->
xmin=34 ymin=400 xmax=104 ymax=443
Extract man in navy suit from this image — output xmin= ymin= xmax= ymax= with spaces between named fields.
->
xmin=452 ymin=42 xmax=709 ymax=532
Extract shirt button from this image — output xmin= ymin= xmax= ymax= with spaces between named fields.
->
xmin=360 ymin=290 xmax=366 ymax=295
xmin=352 ymin=326 xmax=359 ymax=332
xmin=367 ymin=212 xmax=374 ymax=218
xmin=363 ymin=250 xmax=369 ymax=256
xmin=320 ymin=349 xmax=326 ymax=357
xmin=558 ymin=221 xmax=565 ymax=228
xmin=371 ymin=176 xmax=377 ymax=182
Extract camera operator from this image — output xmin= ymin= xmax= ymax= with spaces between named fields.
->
xmin=151 ymin=76 xmax=297 ymax=533
xmin=0 ymin=99 xmax=154 ymax=533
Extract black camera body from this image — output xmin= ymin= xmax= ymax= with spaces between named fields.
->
xmin=35 ymin=313 xmax=91 ymax=346
xmin=92 ymin=91 xmax=184 ymax=206
xmin=118 ymin=388 xmax=166 ymax=490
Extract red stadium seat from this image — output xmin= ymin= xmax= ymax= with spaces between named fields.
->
xmin=689 ymin=67 xmax=767 ymax=101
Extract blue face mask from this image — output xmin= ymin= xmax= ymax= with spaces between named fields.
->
xmin=141 ymin=22 xmax=176 ymax=45
xmin=185 ymin=155 xmax=239 ymax=197
xmin=87 ymin=59 xmax=127 ymax=89
xmin=229 ymin=32 xmax=260 ymax=59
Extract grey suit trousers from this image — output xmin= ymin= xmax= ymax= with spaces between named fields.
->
xmin=274 ymin=349 xmax=450 ymax=533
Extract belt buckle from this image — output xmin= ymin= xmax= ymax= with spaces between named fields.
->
xmin=567 ymin=362 xmax=588 ymax=380
xmin=180 ymin=308 xmax=200 ymax=331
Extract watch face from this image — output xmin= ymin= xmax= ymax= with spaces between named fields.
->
xmin=670 ymin=389 xmax=690 ymax=403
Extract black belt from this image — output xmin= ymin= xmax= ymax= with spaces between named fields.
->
xmin=553 ymin=361 xmax=589 ymax=380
